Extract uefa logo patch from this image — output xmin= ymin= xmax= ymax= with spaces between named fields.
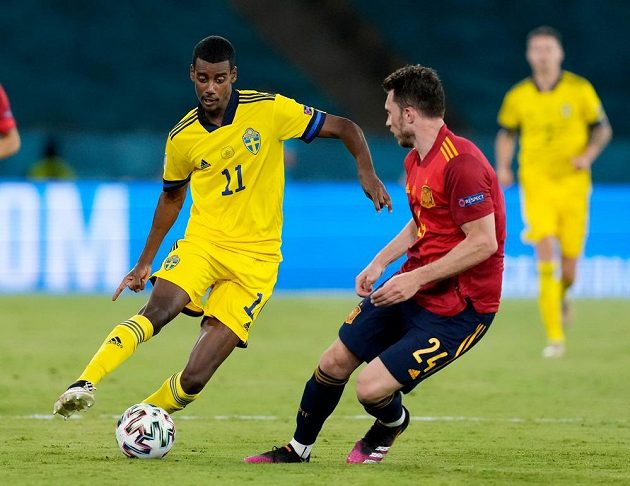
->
xmin=163 ymin=255 xmax=180 ymax=271
xmin=242 ymin=128 xmax=261 ymax=155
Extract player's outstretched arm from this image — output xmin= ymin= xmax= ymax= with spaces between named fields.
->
xmin=317 ymin=114 xmax=392 ymax=213
xmin=112 ymin=184 xmax=188 ymax=300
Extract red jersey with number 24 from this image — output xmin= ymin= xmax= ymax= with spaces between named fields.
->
xmin=399 ymin=124 xmax=506 ymax=316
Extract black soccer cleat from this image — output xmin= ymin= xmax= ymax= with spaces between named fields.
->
xmin=244 ymin=444 xmax=309 ymax=463
xmin=347 ymin=406 xmax=410 ymax=464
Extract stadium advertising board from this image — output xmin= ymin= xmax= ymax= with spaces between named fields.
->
xmin=0 ymin=181 xmax=628 ymax=296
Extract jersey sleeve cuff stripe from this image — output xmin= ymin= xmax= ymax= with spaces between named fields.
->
xmin=300 ymin=110 xmax=326 ymax=143
xmin=163 ymin=175 xmax=191 ymax=191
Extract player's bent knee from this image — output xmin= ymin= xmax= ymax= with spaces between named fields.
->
xmin=355 ymin=359 xmax=402 ymax=404
xmin=355 ymin=373 xmax=386 ymax=404
xmin=318 ymin=340 xmax=359 ymax=380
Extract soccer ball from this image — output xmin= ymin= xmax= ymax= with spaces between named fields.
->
xmin=115 ymin=403 xmax=176 ymax=459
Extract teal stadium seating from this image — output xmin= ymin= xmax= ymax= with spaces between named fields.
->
xmin=1 ymin=0 xmax=627 ymax=181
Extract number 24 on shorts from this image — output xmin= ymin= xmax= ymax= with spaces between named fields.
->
xmin=413 ymin=338 xmax=448 ymax=373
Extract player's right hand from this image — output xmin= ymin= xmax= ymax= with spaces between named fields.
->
xmin=112 ymin=263 xmax=152 ymax=301
xmin=355 ymin=262 xmax=385 ymax=297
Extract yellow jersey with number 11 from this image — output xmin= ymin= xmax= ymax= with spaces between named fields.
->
xmin=163 ymin=89 xmax=326 ymax=262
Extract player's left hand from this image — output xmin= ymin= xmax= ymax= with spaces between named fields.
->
xmin=572 ymin=154 xmax=593 ymax=170
xmin=359 ymin=173 xmax=393 ymax=213
xmin=370 ymin=271 xmax=421 ymax=307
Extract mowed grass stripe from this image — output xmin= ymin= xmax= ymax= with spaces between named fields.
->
xmin=1 ymin=295 xmax=629 ymax=485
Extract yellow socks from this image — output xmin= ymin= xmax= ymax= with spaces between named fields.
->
xmin=538 ymin=261 xmax=564 ymax=343
xmin=78 ymin=315 xmax=154 ymax=385
xmin=143 ymin=371 xmax=199 ymax=414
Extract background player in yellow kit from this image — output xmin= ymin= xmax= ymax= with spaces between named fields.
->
xmin=53 ymin=35 xmax=391 ymax=417
xmin=495 ymin=26 xmax=612 ymax=358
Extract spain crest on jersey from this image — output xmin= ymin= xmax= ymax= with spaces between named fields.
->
xmin=421 ymin=185 xmax=436 ymax=208
xmin=242 ymin=128 xmax=261 ymax=155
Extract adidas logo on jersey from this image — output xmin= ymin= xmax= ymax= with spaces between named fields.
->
xmin=407 ymin=369 xmax=421 ymax=380
xmin=200 ymin=159 xmax=211 ymax=170
xmin=107 ymin=336 xmax=123 ymax=348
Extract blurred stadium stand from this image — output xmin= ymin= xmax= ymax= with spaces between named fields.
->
xmin=0 ymin=0 xmax=628 ymax=181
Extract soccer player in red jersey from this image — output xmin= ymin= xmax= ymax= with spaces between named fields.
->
xmin=0 ymin=84 xmax=21 ymax=159
xmin=245 ymin=65 xmax=506 ymax=464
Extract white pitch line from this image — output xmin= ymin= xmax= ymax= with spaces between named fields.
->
xmin=6 ymin=414 xmax=592 ymax=424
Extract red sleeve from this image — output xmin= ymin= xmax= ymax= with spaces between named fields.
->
xmin=444 ymin=154 xmax=495 ymax=226
xmin=0 ymin=85 xmax=17 ymax=134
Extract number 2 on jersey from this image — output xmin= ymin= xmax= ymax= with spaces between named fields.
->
xmin=221 ymin=164 xmax=246 ymax=196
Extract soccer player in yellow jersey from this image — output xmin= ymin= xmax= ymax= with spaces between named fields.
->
xmin=495 ymin=26 xmax=612 ymax=358
xmin=53 ymin=35 xmax=391 ymax=418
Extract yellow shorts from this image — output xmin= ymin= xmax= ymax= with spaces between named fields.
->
xmin=519 ymin=172 xmax=591 ymax=258
xmin=152 ymin=238 xmax=279 ymax=344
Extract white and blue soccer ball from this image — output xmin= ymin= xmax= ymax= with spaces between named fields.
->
xmin=115 ymin=403 xmax=176 ymax=459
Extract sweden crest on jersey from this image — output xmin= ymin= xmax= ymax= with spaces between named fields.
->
xmin=242 ymin=128 xmax=261 ymax=155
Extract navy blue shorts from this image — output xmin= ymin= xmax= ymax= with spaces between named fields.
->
xmin=338 ymin=297 xmax=495 ymax=393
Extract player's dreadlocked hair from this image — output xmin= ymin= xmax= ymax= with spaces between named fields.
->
xmin=383 ymin=65 xmax=445 ymax=118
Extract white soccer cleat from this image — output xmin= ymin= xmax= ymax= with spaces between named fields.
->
xmin=542 ymin=343 xmax=566 ymax=359
xmin=53 ymin=381 xmax=96 ymax=419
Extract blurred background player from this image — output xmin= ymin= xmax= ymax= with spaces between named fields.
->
xmin=495 ymin=26 xmax=612 ymax=358
xmin=245 ymin=65 xmax=505 ymax=464
xmin=53 ymin=35 xmax=391 ymax=419
xmin=0 ymin=84 xmax=21 ymax=159
xmin=28 ymin=136 xmax=76 ymax=180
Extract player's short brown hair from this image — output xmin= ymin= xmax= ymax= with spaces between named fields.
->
xmin=526 ymin=26 xmax=563 ymax=47
xmin=383 ymin=65 xmax=445 ymax=118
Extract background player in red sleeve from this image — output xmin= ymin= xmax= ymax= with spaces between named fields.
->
xmin=0 ymin=84 xmax=21 ymax=159
xmin=245 ymin=65 xmax=506 ymax=465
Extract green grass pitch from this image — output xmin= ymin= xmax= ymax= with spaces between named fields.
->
xmin=1 ymin=295 xmax=629 ymax=485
